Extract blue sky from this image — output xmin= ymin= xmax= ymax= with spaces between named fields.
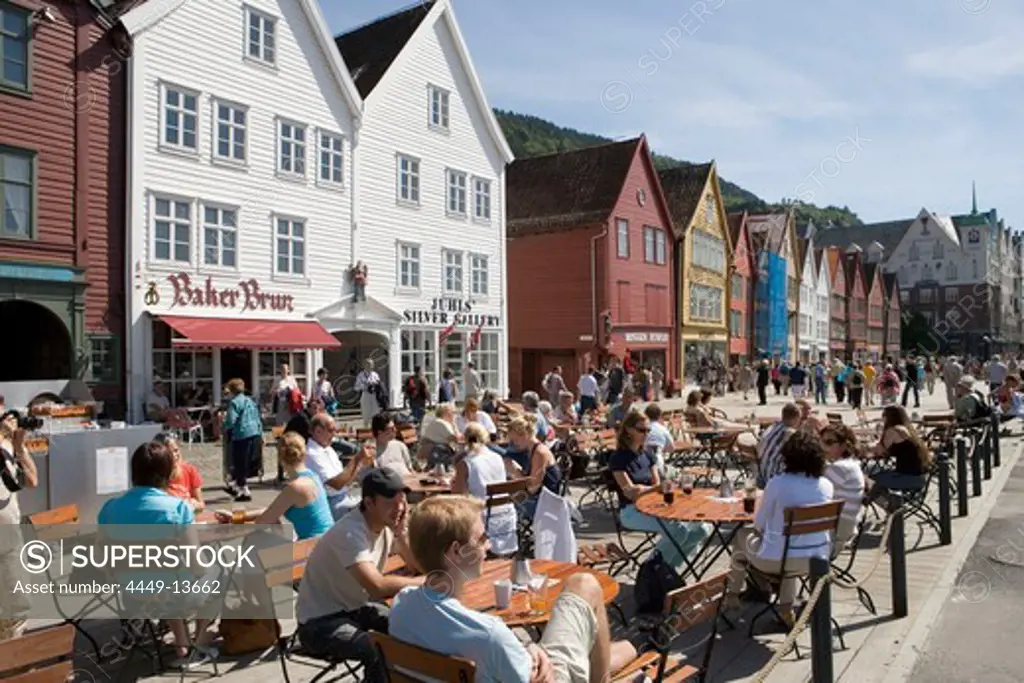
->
xmin=323 ymin=0 xmax=1023 ymax=227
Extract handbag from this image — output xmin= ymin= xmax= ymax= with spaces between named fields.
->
xmin=219 ymin=614 xmax=281 ymax=656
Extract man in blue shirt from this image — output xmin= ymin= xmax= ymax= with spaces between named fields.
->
xmin=391 ymin=496 xmax=637 ymax=683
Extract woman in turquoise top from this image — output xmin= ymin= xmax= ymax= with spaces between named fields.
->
xmin=222 ymin=432 xmax=332 ymax=539
xmin=222 ymin=378 xmax=263 ymax=502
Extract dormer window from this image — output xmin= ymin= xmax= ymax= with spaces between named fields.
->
xmin=428 ymin=85 xmax=450 ymax=131
xmin=245 ymin=6 xmax=276 ymax=66
xmin=908 ymin=243 xmax=919 ymax=262
xmin=933 ymin=242 xmax=944 ymax=259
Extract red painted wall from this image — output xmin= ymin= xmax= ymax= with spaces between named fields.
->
xmin=729 ymin=223 xmax=754 ymax=357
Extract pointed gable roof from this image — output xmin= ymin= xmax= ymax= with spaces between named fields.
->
xmin=507 ymin=137 xmax=642 ymax=237
xmin=658 ymin=162 xmax=713 ymax=237
xmin=334 ymin=1 xmax=432 ymax=98
xmin=863 ymin=262 xmax=880 ymax=296
xmin=744 ymin=212 xmax=790 ymax=254
xmin=815 ymin=219 xmax=912 ymax=256
xmin=882 ymin=272 xmax=899 ymax=299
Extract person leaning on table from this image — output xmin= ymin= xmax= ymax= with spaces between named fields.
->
xmin=724 ymin=430 xmax=836 ymax=628
xmin=0 ymin=409 xmax=39 ymax=641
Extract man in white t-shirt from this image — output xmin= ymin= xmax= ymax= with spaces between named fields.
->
xmin=371 ymin=414 xmax=413 ymax=476
xmin=296 ymin=468 xmax=423 ymax=683
xmin=304 ymin=413 xmax=373 ymax=519
xmin=577 ymin=368 xmax=599 ymax=415
xmin=643 ymin=403 xmax=674 ymax=473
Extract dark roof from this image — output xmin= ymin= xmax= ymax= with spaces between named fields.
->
xmin=506 ymin=138 xmax=641 ymax=237
xmin=863 ymin=262 xmax=879 ymax=292
xmin=882 ymin=272 xmax=898 ymax=297
xmin=814 ymin=219 xmax=912 ymax=257
xmin=813 ymin=248 xmax=824 ymax=277
xmin=657 ymin=163 xmax=712 ymax=235
xmin=334 ymin=1 xmax=433 ymax=98
xmin=744 ymin=212 xmax=790 ymax=254
xmin=727 ymin=211 xmax=746 ymax=247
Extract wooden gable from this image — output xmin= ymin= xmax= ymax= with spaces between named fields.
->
xmin=867 ymin=269 xmax=884 ymax=303
xmin=851 ymin=264 xmax=865 ymax=298
xmin=828 ymin=250 xmax=846 ymax=295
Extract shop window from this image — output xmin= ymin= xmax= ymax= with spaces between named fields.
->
xmin=257 ymin=350 xmax=307 ymax=409
xmin=401 ymin=329 xmax=436 ymax=396
xmin=89 ymin=335 xmax=120 ymax=384
xmin=151 ymin=320 xmax=214 ymax=408
xmin=470 ymin=331 xmax=500 ymax=392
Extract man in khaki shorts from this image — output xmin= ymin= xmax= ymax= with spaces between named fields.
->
xmin=389 ymin=495 xmax=636 ymax=682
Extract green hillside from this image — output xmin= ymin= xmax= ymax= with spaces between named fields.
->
xmin=495 ymin=109 xmax=862 ymax=228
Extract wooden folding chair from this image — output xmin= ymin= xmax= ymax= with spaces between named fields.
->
xmin=369 ymin=631 xmax=475 ymax=683
xmin=396 ymin=423 xmax=418 ymax=449
xmin=485 ymin=478 xmax=533 ymax=556
xmin=0 ymin=624 xmax=75 ymax=683
xmin=257 ymin=538 xmax=364 ymax=683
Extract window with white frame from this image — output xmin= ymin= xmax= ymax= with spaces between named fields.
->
xmin=443 ymin=250 xmax=463 ymax=293
xmin=817 ymin=320 xmax=828 ymax=339
xmin=704 ymin=194 xmax=716 ymax=224
xmin=818 ymin=294 xmax=828 ymax=316
xmin=729 ymin=310 xmax=742 ymax=335
xmin=691 ymin=230 xmax=725 ymax=272
xmin=919 ymin=287 xmax=935 ymax=304
xmin=945 ymin=287 xmax=958 ymax=303
xmin=89 ymin=335 xmax=120 ymax=384
xmin=909 ymin=243 xmax=919 ymax=261
xmin=899 ymin=289 xmax=909 ymax=304
xmin=643 ymin=227 xmax=656 ymax=263
xmin=213 ymin=101 xmax=246 ymax=163
xmin=446 ymin=169 xmax=467 ymax=216
xmin=401 ymin=330 xmax=436 ymax=396
xmin=0 ymin=148 xmax=33 ymax=238
xmin=616 ymin=218 xmax=629 ymax=258
xmin=470 ymin=331 xmax=500 ymax=391
xmin=152 ymin=320 xmax=213 ymax=408
xmin=278 ymin=121 xmax=306 ymax=176
xmin=317 ymin=131 xmax=343 ymax=185
xmin=689 ymin=283 xmax=723 ymax=321
xmin=152 ymin=196 xmax=191 ymax=262
xmin=470 ymin=254 xmax=488 ymax=296
xmin=473 ymin=178 xmax=491 ymax=221
xmin=275 ymin=217 xmax=305 ymax=275
xmin=800 ymin=313 xmax=811 ymax=337
xmin=946 ymin=262 xmax=957 ymax=280
xmin=397 ymin=154 xmax=420 ymax=204
xmin=655 ymin=229 xmax=666 ymax=264
xmin=398 ymin=242 xmax=420 ymax=289
xmin=428 ymin=85 xmax=450 ymax=130
xmin=245 ymin=6 xmax=276 ymax=66
xmin=161 ymin=85 xmax=198 ymax=151
xmin=0 ymin=3 xmax=29 ymax=92
xmin=257 ymin=351 xmax=306 ymax=410
xmin=202 ymin=205 xmax=237 ymax=267
xmin=731 ymin=273 xmax=743 ymax=300
xmin=933 ymin=241 xmax=944 ymax=259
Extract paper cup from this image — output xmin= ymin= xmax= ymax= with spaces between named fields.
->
xmin=494 ymin=579 xmax=513 ymax=609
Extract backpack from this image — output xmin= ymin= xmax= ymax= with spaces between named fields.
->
xmin=971 ymin=392 xmax=993 ymax=419
xmin=286 ymin=386 xmax=304 ymax=414
xmin=850 ymin=371 xmax=865 ymax=388
xmin=634 ymin=550 xmax=683 ymax=615
xmin=405 ymin=377 xmax=419 ymax=400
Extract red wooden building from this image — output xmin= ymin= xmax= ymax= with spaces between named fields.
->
xmin=0 ymin=0 xmax=131 ymax=415
xmin=864 ymin=263 xmax=886 ymax=361
xmin=824 ymin=247 xmax=848 ymax=359
xmin=506 ymin=136 xmax=677 ymax=396
xmin=842 ymin=247 xmax=869 ymax=360
xmin=727 ymin=212 xmax=755 ymax=364
xmin=882 ymin=273 xmax=902 ymax=360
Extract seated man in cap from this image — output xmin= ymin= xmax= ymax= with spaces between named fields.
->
xmin=953 ymin=375 xmax=989 ymax=423
xmin=295 ymin=468 xmax=424 ymax=683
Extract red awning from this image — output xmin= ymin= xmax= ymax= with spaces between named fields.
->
xmin=159 ymin=315 xmax=341 ymax=350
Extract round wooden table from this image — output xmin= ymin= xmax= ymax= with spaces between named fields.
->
xmin=403 ymin=474 xmax=453 ymax=496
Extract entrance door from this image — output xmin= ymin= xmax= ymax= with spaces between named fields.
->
xmin=220 ymin=350 xmax=252 ymax=395
xmin=0 ymin=300 xmax=73 ymax=380
xmin=325 ymin=331 xmax=390 ymax=410
xmin=442 ymin=333 xmax=466 ymax=386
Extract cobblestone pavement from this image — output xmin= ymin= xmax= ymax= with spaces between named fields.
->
xmin=54 ymin=378 xmax=1018 ymax=683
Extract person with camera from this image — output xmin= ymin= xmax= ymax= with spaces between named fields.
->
xmin=0 ymin=410 xmax=40 ymax=641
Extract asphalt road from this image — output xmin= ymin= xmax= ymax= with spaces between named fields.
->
xmin=909 ymin=457 xmax=1024 ymax=683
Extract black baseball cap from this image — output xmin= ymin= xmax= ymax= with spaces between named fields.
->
xmin=1 ymin=410 xmax=20 ymax=423
xmin=361 ymin=467 xmax=410 ymax=498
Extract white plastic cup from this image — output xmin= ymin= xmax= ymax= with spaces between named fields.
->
xmin=494 ymin=579 xmax=513 ymax=609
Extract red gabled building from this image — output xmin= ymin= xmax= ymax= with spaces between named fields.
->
xmin=882 ymin=273 xmax=902 ymax=361
xmin=728 ymin=212 xmax=755 ymax=364
xmin=825 ymin=247 xmax=848 ymax=359
xmin=864 ymin=263 xmax=886 ymax=361
xmin=0 ymin=0 xmax=132 ymax=415
xmin=506 ymin=136 xmax=677 ymax=396
xmin=843 ymin=247 xmax=869 ymax=360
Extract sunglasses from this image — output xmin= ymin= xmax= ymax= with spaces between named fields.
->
xmin=821 ymin=438 xmax=840 ymax=446
xmin=632 ymin=426 xmax=650 ymax=434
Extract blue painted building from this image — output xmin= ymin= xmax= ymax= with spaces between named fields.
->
xmin=745 ymin=212 xmax=795 ymax=360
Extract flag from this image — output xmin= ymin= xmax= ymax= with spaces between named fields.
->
xmin=439 ymin=322 xmax=456 ymax=346
xmin=467 ymin=323 xmax=484 ymax=352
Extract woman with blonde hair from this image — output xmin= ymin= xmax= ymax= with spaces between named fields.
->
xmin=452 ymin=423 xmax=518 ymax=556
xmin=416 ymin=402 xmax=459 ymax=468
xmin=503 ymin=413 xmax=561 ymax=519
xmin=222 ymin=432 xmax=333 ymax=539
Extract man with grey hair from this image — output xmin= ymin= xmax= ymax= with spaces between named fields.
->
xmin=943 ymin=355 xmax=963 ymax=409
xmin=521 ymin=391 xmax=549 ymax=441
xmin=989 ymin=354 xmax=1008 ymax=393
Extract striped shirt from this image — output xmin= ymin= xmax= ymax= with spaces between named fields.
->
xmin=757 ymin=421 xmax=795 ymax=488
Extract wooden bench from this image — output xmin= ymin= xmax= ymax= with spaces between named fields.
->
xmin=0 ymin=624 xmax=75 ymax=683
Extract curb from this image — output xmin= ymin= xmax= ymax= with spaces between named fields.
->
xmin=841 ymin=436 xmax=1024 ymax=683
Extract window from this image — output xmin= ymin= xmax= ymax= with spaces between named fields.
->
xmin=152 ymin=196 xmax=191 ymax=262
xmin=443 ymin=250 xmax=463 ymax=293
xmin=257 ymin=351 xmax=306 ymax=410
xmin=473 ymin=178 xmax=491 ymax=221
xmin=428 ymin=85 xmax=450 ymax=130
xmin=161 ymin=85 xmax=198 ymax=151
xmin=317 ymin=131 xmax=343 ymax=185
xmin=398 ymin=242 xmax=420 ymax=289
xmin=899 ymin=289 xmax=909 ymax=304
xmin=213 ymin=101 xmax=246 ymax=163
xmin=800 ymin=314 xmax=810 ymax=337
xmin=643 ymin=227 xmax=656 ymax=263
xmin=869 ymin=305 xmax=882 ymax=322
xmin=908 ymin=243 xmax=919 ymax=261
xmin=898 ymin=265 xmax=909 ymax=284
xmin=818 ymin=294 xmax=828 ymax=316
xmin=731 ymin=273 xmax=743 ymax=300
xmin=446 ymin=169 xmax=467 ymax=216
xmin=972 ymin=259 xmax=979 ymax=279
xmin=655 ymin=229 xmax=666 ymax=265
xmin=933 ymin=242 xmax=944 ymax=259
xmin=397 ymin=154 xmax=420 ymax=204
xmin=945 ymin=287 xmax=958 ymax=303
xmin=202 ymin=205 xmax=237 ymax=267
xmin=402 ymin=330 xmax=436 ymax=396
xmin=152 ymin=320 xmax=214 ymax=408
xmin=729 ymin=310 xmax=742 ymax=335
xmin=691 ymin=230 xmax=726 ymax=272
xmin=704 ymin=194 xmax=716 ymax=224
xmin=689 ymin=284 xmax=723 ymax=321
xmin=470 ymin=254 xmax=488 ymax=296
xmin=616 ymin=219 xmax=629 ymax=258
xmin=89 ymin=335 xmax=120 ymax=384
xmin=278 ymin=120 xmax=306 ymax=176
xmin=947 ymin=262 xmax=957 ymax=280
xmin=245 ymin=6 xmax=276 ymax=65
xmin=817 ymin=320 xmax=828 ymax=339
xmin=0 ymin=147 xmax=32 ymax=238
xmin=919 ymin=288 xmax=935 ymax=304
xmin=275 ymin=217 xmax=305 ymax=275
xmin=470 ymin=331 xmax=500 ymax=392
xmin=0 ymin=2 xmax=29 ymax=92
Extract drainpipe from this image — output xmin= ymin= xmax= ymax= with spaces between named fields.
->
xmin=591 ymin=224 xmax=609 ymax=349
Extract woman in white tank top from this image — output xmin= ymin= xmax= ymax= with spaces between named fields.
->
xmin=453 ymin=424 xmax=518 ymax=556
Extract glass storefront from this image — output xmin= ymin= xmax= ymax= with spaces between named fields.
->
xmin=684 ymin=341 xmax=727 ymax=381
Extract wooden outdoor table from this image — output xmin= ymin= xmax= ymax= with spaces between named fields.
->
xmin=386 ymin=558 xmax=619 ymax=628
xmin=403 ymin=474 xmax=453 ymax=496
xmin=635 ymin=488 xmax=758 ymax=583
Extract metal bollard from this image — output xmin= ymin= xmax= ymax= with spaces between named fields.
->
xmin=889 ymin=492 xmax=908 ymax=618
xmin=956 ymin=437 xmax=969 ymax=517
xmin=809 ymin=556 xmax=834 ymax=683
xmin=991 ymin=412 xmax=1002 ymax=468
xmin=983 ymin=428 xmax=993 ymax=481
xmin=972 ymin=433 xmax=983 ymax=497
xmin=936 ymin=451 xmax=952 ymax=546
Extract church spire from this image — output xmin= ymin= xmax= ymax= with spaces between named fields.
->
xmin=972 ymin=181 xmax=978 ymax=215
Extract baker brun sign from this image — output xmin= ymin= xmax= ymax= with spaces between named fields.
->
xmin=147 ymin=272 xmax=295 ymax=312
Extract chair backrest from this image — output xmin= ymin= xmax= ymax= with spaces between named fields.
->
xmin=355 ymin=428 xmax=373 ymax=442
xmin=258 ymin=537 xmax=320 ymax=587
xmin=826 ymin=413 xmax=843 ymax=423
xmin=27 ymin=505 xmax=83 ymax=544
xmin=783 ymin=500 xmax=844 ymax=538
xmin=369 ymin=631 xmax=476 ymax=683
xmin=0 ymin=624 xmax=75 ymax=683
xmin=485 ymin=478 xmax=531 ymax=509
xmin=397 ymin=424 xmax=418 ymax=446
xmin=661 ymin=571 xmax=730 ymax=678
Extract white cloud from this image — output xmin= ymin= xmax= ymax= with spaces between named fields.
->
xmin=906 ymin=36 xmax=1024 ymax=85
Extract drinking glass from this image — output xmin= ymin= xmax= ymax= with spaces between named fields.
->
xmin=231 ymin=503 xmax=246 ymax=525
xmin=680 ymin=473 xmax=694 ymax=495
xmin=528 ymin=575 xmax=549 ymax=615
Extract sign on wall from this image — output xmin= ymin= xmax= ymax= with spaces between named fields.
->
xmin=403 ymin=297 xmax=501 ymax=327
xmin=144 ymin=272 xmax=296 ymax=313
xmin=624 ymin=332 xmax=670 ymax=343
